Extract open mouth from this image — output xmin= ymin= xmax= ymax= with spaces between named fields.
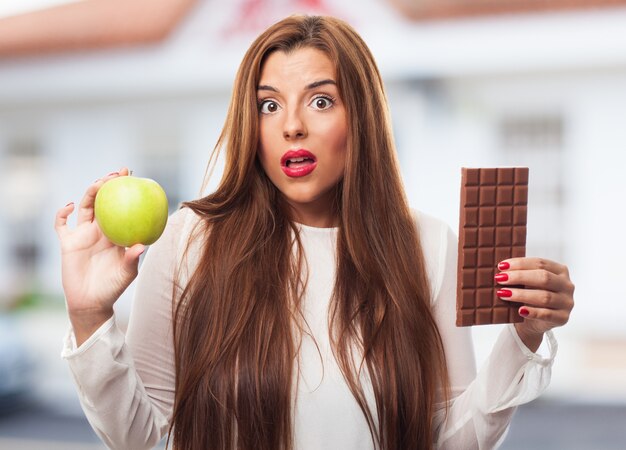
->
xmin=284 ymin=156 xmax=315 ymax=168
xmin=280 ymin=149 xmax=318 ymax=178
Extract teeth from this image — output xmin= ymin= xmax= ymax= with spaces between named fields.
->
xmin=286 ymin=157 xmax=312 ymax=167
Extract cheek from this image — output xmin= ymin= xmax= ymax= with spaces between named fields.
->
xmin=320 ymin=117 xmax=348 ymax=153
xmin=334 ymin=129 xmax=348 ymax=175
xmin=259 ymin=117 xmax=284 ymax=149
xmin=324 ymin=124 xmax=348 ymax=180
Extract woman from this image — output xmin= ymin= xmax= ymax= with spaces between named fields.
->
xmin=55 ymin=15 xmax=574 ymax=450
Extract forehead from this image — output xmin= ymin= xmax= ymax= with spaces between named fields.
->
xmin=259 ymin=47 xmax=336 ymax=84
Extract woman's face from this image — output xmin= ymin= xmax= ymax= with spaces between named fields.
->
xmin=257 ymin=47 xmax=347 ymax=228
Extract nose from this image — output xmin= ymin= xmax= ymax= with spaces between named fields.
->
xmin=282 ymin=108 xmax=307 ymax=140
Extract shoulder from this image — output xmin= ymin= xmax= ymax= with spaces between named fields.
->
xmin=410 ymin=209 xmax=457 ymax=300
xmin=155 ymin=207 xmax=203 ymax=249
xmin=411 ymin=209 xmax=450 ymax=240
xmin=165 ymin=206 xmax=204 ymax=241
xmin=410 ymin=208 xmax=453 ymax=262
xmin=143 ymin=206 xmax=205 ymax=271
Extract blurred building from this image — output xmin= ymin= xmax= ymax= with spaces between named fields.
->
xmin=0 ymin=0 xmax=625 ymax=406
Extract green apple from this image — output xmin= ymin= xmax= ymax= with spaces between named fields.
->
xmin=94 ymin=176 xmax=168 ymax=247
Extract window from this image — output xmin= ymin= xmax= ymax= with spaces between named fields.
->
xmin=0 ymin=134 xmax=46 ymax=279
xmin=137 ymin=125 xmax=181 ymax=214
xmin=497 ymin=114 xmax=566 ymax=261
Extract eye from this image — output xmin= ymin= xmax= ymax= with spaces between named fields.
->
xmin=310 ymin=95 xmax=334 ymax=110
xmin=259 ymin=100 xmax=280 ymax=114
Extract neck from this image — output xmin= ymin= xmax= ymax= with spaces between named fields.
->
xmin=286 ymin=198 xmax=338 ymax=228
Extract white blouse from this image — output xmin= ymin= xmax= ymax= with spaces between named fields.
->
xmin=61 ymin=208 xmax=556 ymax=450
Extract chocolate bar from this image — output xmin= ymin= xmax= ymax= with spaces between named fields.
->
xmin=456 ymin=167 xmax=528 ymax=326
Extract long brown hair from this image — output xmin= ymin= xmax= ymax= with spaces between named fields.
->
xmin=171 ymin=15 xmax=448 ymax=450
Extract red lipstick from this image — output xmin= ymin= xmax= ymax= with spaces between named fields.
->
xmin=280 ymin=149 xmax=317 ymax=178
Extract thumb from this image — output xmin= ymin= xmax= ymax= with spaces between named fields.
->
xmin=121 ymin=244 xmax=146 ymax=278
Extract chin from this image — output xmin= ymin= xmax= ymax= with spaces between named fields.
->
xmin=284 ymin=194 xmax=320 ymax=206
xmin=279 ymin=186 xmax=316 ymax=201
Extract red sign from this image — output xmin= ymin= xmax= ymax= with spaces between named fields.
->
xmin=223 ymin=0 xmax=333 ymax=37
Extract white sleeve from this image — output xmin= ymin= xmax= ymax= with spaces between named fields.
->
xmin=60 ymin=208 xmax=199 ymax=450
xmin=424 ymin=220 xmax=557 ymax=450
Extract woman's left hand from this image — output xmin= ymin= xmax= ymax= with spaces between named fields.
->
xmin=495 ymin=257 xmax=575 ymax=351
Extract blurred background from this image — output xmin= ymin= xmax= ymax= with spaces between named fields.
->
xmin=0 ymin=0 xmax=625 ymax=448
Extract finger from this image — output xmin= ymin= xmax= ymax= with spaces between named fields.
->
xmin=121 ymin=244 xmax=145 ymax=280
xmin=54 ymin=202 xmax=75 ymax=238
xmin=76 ymin=170 xmax=121 ymax=225
xmin=518 ymin=305 xmax=570 ymax=327
xmin=499 ymin=257 xmax=569 ymax=276
xmin=76 ymin=181 xmax=102 ymax=225
xmin=495 ymin=268 xmax=573 ymax=293
xmin=498 ymin=287 xmax=573 ymax=311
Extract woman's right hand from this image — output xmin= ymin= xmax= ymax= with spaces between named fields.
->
xmin=54 ymin=168 xmax=145 ymax=345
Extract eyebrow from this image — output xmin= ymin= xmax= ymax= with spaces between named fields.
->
xmin=257 ymin=79 xmax=337 ymax=92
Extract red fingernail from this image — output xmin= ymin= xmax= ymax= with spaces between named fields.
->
xmin=494 ymin=273 xmax=509 ymax=282
xmin=65 ymin=201 xmax=74 ymax=207
xmin=498 ymin=261 xmax=510 ymax=270
xmin=519 ymin=307 xmax=530 ymax=317
xmin=497 ymin=289 xmax=512 ymax=298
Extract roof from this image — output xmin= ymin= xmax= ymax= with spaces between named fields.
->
xmin=387 ymin=0 xmax=626 ymax=20
xmin=0 ymin=0 xmax=198 ymax=57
